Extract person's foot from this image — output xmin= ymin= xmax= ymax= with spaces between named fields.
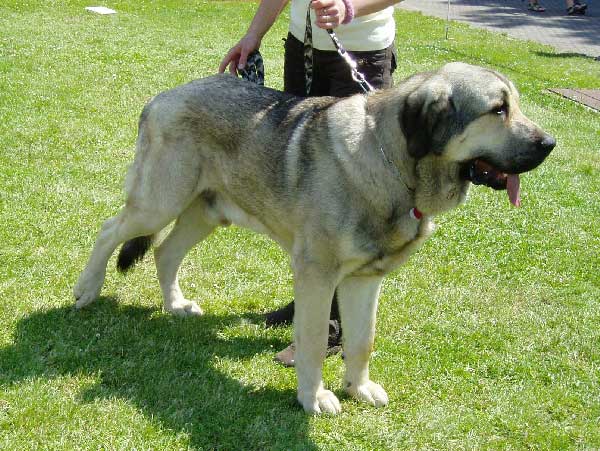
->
xmin=274 ymin=343 xmax=343 ymax=367
xmin=567 ymin=2 xmax=587 ymax=14
xmin=274 ymin=320 xmax=343 ymax=367
xmin=574 ymin=1 xmax=587 ymax=14
xmin=274 ymin=343 xmax=297 ymax=367
xmin=528 ymin=2 xmax=546 ymax=12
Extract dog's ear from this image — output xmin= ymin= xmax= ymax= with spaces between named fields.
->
xmin=401 ymin=80 xmax=458 ymax=159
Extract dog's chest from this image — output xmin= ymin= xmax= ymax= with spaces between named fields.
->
xmin=351 ymin=214 xmax=434 ymax=277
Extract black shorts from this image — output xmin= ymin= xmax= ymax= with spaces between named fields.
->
xmin=283 ymin=32 xmax=397 ymax=98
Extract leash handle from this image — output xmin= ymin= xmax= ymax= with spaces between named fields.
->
xmin=237 ymin=50 xmax=265 ymax=85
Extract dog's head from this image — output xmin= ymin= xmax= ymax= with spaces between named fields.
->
xmin=401 ymin=62 xmax=555 ymax=206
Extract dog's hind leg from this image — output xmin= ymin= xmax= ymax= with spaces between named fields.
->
xmin=74 ymin=104 xmax=208 ymax=309
xmin=74 ymin=205 xmax=174 ymax=309
xmin=336 ymin=275 xmax=388 ymax=408
xmin=154 ymin=197 xmax=216 ymax=317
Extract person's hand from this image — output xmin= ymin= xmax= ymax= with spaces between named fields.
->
xmin=310 ymin=0 xmax=347 ymax=29
xmin=219 ymin=33 xmax=261 ymax=75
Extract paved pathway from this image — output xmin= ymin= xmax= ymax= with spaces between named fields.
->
xmin=398 ymin=0 xmax=600 ymax=60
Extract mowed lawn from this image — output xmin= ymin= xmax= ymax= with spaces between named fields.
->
xmin=1 ymin=1 xmax=599 ymax=450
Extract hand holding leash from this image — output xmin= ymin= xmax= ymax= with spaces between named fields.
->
xmin=219 ymin=0 xmax=286 ymax=74
xmin=219 ymin=33 xmax=261 ymax=75
xmin=310 ymin=0 xmax=354 ymax=29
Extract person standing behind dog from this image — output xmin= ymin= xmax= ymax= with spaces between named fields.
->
xmin=220 ymin=0 xmax=403 ymax=365
xmin=219 ymin=0 xmax=402 ymax=96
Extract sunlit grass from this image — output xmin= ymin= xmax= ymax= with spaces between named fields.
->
xmin=1 ymin=1 xmax=599 ymax=450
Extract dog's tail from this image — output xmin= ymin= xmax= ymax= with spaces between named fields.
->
xmin=117 ymin=235 xmax=154 ymax=273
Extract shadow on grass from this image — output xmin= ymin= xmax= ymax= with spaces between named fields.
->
xmin=0 ymin=298 xmax=317 ymax=450
xmin=532 ymin=51 xmax=598 ymax=60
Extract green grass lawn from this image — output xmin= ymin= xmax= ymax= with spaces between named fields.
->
xmin=1 ymin=1 xmax=599 ymax=449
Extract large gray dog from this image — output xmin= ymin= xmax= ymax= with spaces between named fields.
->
xmin=74 ymin=62 xmax=555 ymax=414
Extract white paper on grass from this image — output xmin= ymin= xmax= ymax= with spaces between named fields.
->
xmin=85 ymin=6 xmax=117 ymax=15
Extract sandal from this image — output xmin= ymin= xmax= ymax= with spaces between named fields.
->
xmin=528 ymin=3 xmax=546 ymax=12
xmin=573 ymin=1 xmax=587 ymax=14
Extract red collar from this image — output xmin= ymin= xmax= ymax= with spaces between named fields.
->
xmin=410 ymin=207 xmax=423 ymax=220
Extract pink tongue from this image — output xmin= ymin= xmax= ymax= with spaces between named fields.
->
xmin=507 ymin=174 xmax=521 ymax=207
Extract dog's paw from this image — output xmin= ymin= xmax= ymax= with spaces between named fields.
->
xmin=166 ymin=299 xmax=203 ymax=317
xmin=73 ymin=272 xmax=104 ymax=309
xmin=298 ymin=388 xmax=342 ymax=415
xmin=345 ymin=380 xmax=388 ymax=407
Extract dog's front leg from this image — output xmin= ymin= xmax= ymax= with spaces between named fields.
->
xmin=293 ymin=262 xmax=341 ymax=415
xmin=337 ymin=275 xmax=389 ymax=408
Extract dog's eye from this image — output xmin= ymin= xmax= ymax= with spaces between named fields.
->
xmin=491 ymin=104 xmax=508 ymax=117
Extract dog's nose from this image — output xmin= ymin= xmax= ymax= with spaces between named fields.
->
xmin=538 ymin=134 xmax=556 ymax=155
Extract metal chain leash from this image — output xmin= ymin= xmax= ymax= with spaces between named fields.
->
xmin=304 ymin=7 xmax=374 ymax=95
xmin=324 ymin=28 xmax=374 ymax=93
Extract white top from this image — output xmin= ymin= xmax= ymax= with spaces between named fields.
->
xmin=289 ymin=0 xmax=396 ymax=51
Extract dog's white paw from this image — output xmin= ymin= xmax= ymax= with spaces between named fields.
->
xmin=73 ymin=271 xmax=104 ymax=309
xmin=166 ymin=299 xmax=203 ymax=317
xmin=345 ymin=380 xmax=389 ymax=407
xmin=298 ymin=388 xmax=342 ymax=415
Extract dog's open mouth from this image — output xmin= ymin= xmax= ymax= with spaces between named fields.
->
xmin=463 ymin=159 xmax=521 ymax=207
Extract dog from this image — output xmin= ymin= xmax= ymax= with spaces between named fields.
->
xmin=74 ymin=62 xmax=555 ymax=415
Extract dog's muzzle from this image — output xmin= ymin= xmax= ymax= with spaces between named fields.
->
xmin=460 ymin=133 xmax=556 ymax=207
